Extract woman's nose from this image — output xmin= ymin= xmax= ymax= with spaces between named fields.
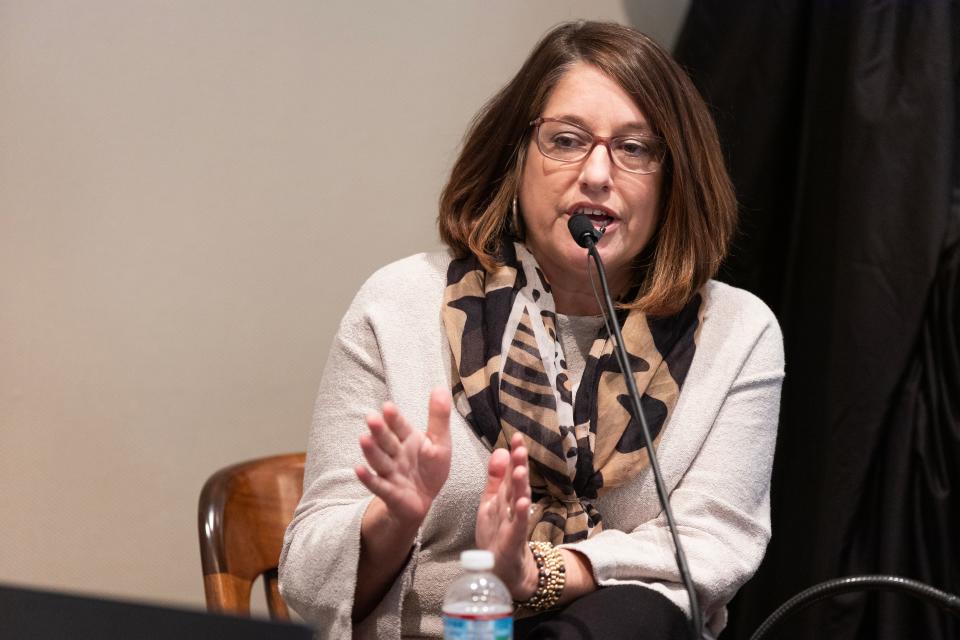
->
xmin=579 ymin=143 xmax=613 ymax=191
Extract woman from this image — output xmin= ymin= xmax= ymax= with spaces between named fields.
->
xmin=279 ymin=21 xmax=784 ymax=640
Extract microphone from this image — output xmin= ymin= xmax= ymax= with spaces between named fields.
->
xmin=567 ymin=213 xmax=703 ymax=640
xmin=567 ymin=213 xmax=602 ymax=248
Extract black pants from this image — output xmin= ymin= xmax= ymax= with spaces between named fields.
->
xmin=514 ymin=585 xmax=690 ymax=640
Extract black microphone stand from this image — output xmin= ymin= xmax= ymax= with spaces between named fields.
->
xmin=568 ymin=214 xmax=703 ymax=640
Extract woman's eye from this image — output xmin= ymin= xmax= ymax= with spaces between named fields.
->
xmin=617 ymin=139 xmax=652 ymax=157
xmin=551 ymin=133 xmax=589 ymax=149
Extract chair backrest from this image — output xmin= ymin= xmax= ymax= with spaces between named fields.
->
xmin=198 ymin=453 xmax=306 ymax=619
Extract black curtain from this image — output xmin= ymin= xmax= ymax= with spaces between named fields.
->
xmin=673 ymin=1 xmax=959 ymax=639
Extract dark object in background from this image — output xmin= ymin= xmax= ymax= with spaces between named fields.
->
xmin=673 ymin=1 xmax=959 ymax=639
xmin=0 ymin=583 xmax=314 ymax=640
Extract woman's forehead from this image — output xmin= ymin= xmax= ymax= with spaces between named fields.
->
xmin=541 ymin=62 xmax=651 ymax=133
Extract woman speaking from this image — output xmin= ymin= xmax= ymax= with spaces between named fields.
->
xmin=279 ymin=21 xmax=784 ymax=640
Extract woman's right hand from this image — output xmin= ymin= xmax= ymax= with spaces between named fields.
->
xmin=354 ymin=388 xmax=452 ymax=526
xmin=351 ymin=389 xmax=451 ymax=621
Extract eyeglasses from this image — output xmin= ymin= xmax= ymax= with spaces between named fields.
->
xmin=530 ymin=117 xmax=666 ymax=174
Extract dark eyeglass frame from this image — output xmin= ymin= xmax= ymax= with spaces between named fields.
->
xmin=529 ymin=117 xmax=666 ymax=175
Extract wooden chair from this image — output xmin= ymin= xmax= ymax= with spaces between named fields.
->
xmin=198 ymin=452 xmax=306 ymax=619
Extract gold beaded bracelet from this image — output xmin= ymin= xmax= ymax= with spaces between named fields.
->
xmin=516 ymin=541 xmax=566 ymax=611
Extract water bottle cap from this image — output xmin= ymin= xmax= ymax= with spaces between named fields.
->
xmin=460 ymin=549 xmax=494 ymax=571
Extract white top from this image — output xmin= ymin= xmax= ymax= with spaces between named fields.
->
xmin=555 ymin=312 xmax=606 ymax=390
xmin=279 ymin=250 xmax=785 ymax=639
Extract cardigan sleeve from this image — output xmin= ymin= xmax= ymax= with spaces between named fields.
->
xmin=278 ymin=280 xmax=416 ymax=639
xmin=564 ymin=312 xmax=785 ymax=637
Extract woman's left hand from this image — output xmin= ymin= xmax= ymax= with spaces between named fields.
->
xmin=475 ymin=432 xmax=540 ymax=601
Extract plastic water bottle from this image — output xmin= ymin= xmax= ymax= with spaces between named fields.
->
xmin=443 ymin=550 xmax=513 ymax=640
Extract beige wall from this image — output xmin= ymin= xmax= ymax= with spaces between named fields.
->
xmin=0 ymin=0 xmax=689 ymax=613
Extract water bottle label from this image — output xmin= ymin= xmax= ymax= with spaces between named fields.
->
xmin=442 ymin=614 xmax=512 ymax=639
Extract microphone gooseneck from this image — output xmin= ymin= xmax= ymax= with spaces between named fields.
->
xmin=567 ymin=212 xmax=703 ymax=640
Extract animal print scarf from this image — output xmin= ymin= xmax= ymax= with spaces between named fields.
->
xmin=442 ymin=242 xmax=703 ymax=544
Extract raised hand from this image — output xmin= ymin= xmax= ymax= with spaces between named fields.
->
xmin=351 ymin=389 xmax=452 ymax=620
xmin=355 ymin=388 xmax=452 ymax=526
xmin=475 ymin=433 xmax=540 ymax=601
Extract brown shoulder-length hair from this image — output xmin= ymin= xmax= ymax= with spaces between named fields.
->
xmin=438 ymin=21 xmax=736 ymax=316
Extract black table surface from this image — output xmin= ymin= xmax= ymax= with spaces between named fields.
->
xmin=0 ymin=583 xmax=314 ymax=639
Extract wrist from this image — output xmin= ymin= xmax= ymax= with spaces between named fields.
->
xmin=511 ymin=544 xmax=541 ymax=602
xmin=513 ymin=542 xmax=567 ymax=611
xmin=367 ymin=497 xmax=423 ymax=540
xmin=387 ymin=508 xmax=426 ymax=539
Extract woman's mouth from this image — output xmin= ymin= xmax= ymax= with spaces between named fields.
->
xmin=568 ymin=206 xmax=617 ymax=232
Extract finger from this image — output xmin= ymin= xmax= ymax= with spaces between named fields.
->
xmin=512 ymin=444 xmax=531 ymax=492
xmin=382 ymin=402 xmax=414 ymax=441
xmin=510 ymin=432 xmax=525 ymax=451
xmin=482 ymin=448 xmax=510 ymax=504
xmin=510 ymin=437 xmax=531 ymax=495
xmin=504 ymin=464 xmax=531 ymax=543
xmin=500 ymin=450 xmax=515 ymax=504
xmin=355 ymin=465 xmax=395 ymax=502
xmin=367 ymin=412 xmax=401 ymax=457
xmin=496 ymin=452 xmax=516 ymax=523
xmin=426 ymin=388 xmax=451 ymax=446
xmin=508 ymin=494 xmax=531 ymax=546
xmin=511 ymin=446 xmax=527 ymax=473
xmin=477 ymin=450 xmax=510 ymax=549
xmin=359 ymin=433 xmax=395 ymax=477
xmin=511 ymin=450 xmax=531 ymax=501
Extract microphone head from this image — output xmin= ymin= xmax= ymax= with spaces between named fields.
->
xmin=568 ymin=213 xmax=601 ymax=248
